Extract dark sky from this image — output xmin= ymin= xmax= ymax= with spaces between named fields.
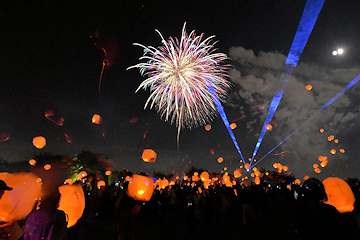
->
xmin=1 ymin=0 xmax=360 ymax=180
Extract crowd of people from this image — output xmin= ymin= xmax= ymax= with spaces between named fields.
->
xmin=1 ymin=175 xmax=360 ymax=240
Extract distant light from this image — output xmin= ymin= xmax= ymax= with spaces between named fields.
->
xmin=332 ymin=50 xmax=338 ymax=56
xmin=337 ymin=48 xmax=344 ymax=54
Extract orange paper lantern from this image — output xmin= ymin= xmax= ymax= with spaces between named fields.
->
xmin=217 ymin=157 xmax=224 ymax=163
xmin=230 ymin=123 xmax=237 ymax=129
xmin=44 ymin=164 xmax=51 ymax=171
xmin=141 ymin=149 xmax=157 ymax=162
xmin=92 ymin=114 xmax=102 ymax=124
xmin=205 ymin=124 xmax=211 ymax=131
xmin=127 ymin=174 xmax=155 ymax=202
xmin=200 ymin=171 xmax=209 ymax=182
xmin=105 ymin=170 xmax=112 ymax=176
xmin=28 ymin=159 xmax=37 ymax=166
xmin=58 ymin=184 xmax=85 ymax=228
xmin=265 ymin=124 xmax=272 ymax=131
xmin=323 ymin=177 xmax=355 ymax=213
xmin=305 ymin=84 xmax=312 ymax=90
xmin=76 ymin=171 xmax=88 ymax=181
xmin=97 ymin=180 xmax=106 ymax=189
xmin=32 ymin=136 xmax=46 ymax=149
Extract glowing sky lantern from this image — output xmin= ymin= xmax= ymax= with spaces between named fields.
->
xmin=294 ymin=179 xmax=301 ymax=185
xmin=234 ymin=169 xmax=242 ymax=178
xmin=76 ymin=171 xmax=88 ymax=181
xmin=265 ymin=124 xmax=272 ymax=131
xmin=330 ymin=149 xmax=336 ymax=155
xmin=200 ymin=171 xmax=209 ymax=182
xmin=97 ymin=180 xmax=106 ymax=189
xmin=92 ymin=114 xmax=102 ymax=124
xmin=314 ymin=168 xmax=321 ymax=173
xmin=217 ymin=157 xmax=224 ymax=163
xmin=126 ymin=175 xmax=154 ymax=202
xmin=304 ymin=175 xmax=310 ymax=181
xmin=58 ymin=184 xmax=85 ymax=228
xmin=320 ymin=161 xmax=327 ymax=167
xmin=334 ymin=139 xmax=339 ymax=143
xmin=105 ymin=170 xmax=112 ymax=176
xmin=255 ymin=177 xmax=260 ymax=185
xmin=230 ymin=123 xmax=237 ymax=130
xmin=319 ymin=128 xmax=324 ymax=133
xmin=183 ymin=176 xmax=188 ymax=181
xmin=313 ymin=164 xmax=319 ymax=168
xmin=323 ymin=177 xmax=355 ymax=213
xmin=339 ymin=149 xmax=345 ymax=153
xmin=141 ymin=149 xmax=157 ymax=162
xmin=205 ymin=124 xmax=211 ymax=131
xmin=32 ymin=136 xmax=46 ymax=149
xmin=43 ymin=164 xmax=51 ymax=171
xmin=282 ymin=166 xmax=289 ymax=172
xmin=222 ymin=175 xmax=230 ymax=182
xmin=28 ymin=159 xmax=37 ymax=166
xmin=305 ymin=84 xmax=312 ymax=90
xmin=327 ymin=135 xmax=335 ymax=141
xmin=192 ymin=175 xmax=200 ymax=182
xmin=245 ymin=163 xmax=250 ymax=170
xmin=0 ymin=172 xmax=42 ymax=222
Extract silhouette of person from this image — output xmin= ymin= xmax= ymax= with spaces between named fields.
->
xmin=295 ymin=178 xmax=342 ymax=240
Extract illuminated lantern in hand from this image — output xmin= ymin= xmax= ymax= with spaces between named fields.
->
xmin=58 ymin=184 xmax=85 ymax=228
xmin=127 ymin=174 xmax=155 ymax=202
xmin=32 ymin=136 xmax=46 ymax=149
xmin=141 ymin=149 xmax=157 ymax=162
xmin=28 ymin=159 xmax=37 ymax=166
xmin=200 ymin=171 xmax=209 ymax=182
xmin=92 ymin=114 xmax=102 ymax=124
xmin=0 ymin=172 xmax=42 ymax=222
xmin=323 ymin=177 xmax=355 ymax=213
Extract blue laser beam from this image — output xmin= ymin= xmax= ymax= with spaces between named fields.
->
xmin=250 ymin=0 xmax=325 ymax=167
xmin=251 ymin=74 xmax=360 ymax=169
xmin=206 ymin=83 xmax=246 ymax=165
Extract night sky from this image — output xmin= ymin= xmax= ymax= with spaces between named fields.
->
xmin=1 ymin=0 xmax=360 ymax=180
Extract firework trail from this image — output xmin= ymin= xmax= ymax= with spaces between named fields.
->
xmin=128 ymin=23 xmax=234 ymax=148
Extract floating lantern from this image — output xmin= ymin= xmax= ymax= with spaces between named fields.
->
xmin=282 ymin=166 xmax=289 ymax=172
xmin=217 ymin=157 xmax=224 ymax=163
xmin=127 ymin=174 xmax=155 ymax=202
xmin=245 ymin=163 xmax=251 ymax=170
xmin=32 ymin=136 xmax=46 ymax=149
xmin=255 ymin=177 xmax=260 ymax=185
xmin=327 ymin=135 xmax=334 ymax=141
xmin=58 ymin=184 xmax=85 ymax=228
xmin=160 ymin=179 xmax=169 ymax=189
xmin=305 ymin=84 xmax=312 ymax=90
xmin=339 ymin=149 xmax=345 ymax=154
xmin=314 ymin=168 xmax=321 ymax=173
xmin=334 ymin=139 xmax=339 ymax=143
xmin=313 ymin=164 xmax=319 ymax=169
xmin=304 ymin=175 xmax=310 ymax=181
xmin=205 ymin=124 xmax=211 ymax=131
xmin=105 ymin=170 xmax=112 ymax=176
xmin=230 ymin=123 xmax=237 ymax=130
xmin=330 ymin=149 xmax=336 ymax=155
xmin=234 ymin=169 xmax=242 ymax=178
xmin=141 ymin=149 xmax=157 ymax=162
xmin=265 ymin=124 xmax=272 ymax=131
xmin=192 ymin=175 xmax=200 ymax=182
xmin=43 ymin=164 xmax=51 ymax=171
xmin=319 ymin=128 xmax=324 ymax=133
xmin=323 ymin=177 xmax=355 ymax=213
xmin=294 ymin=179 xmax=301 ymax=185
xmin=200 ymin=171 xmax=209 ymax=182
xmin=92 ymin=114 xmax=102 ymax=124
xmin=28 ymin=159 xmax=37 ymax=166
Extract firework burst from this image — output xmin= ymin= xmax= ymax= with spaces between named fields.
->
xmin=128 ymin=23 xmax=231 ymax=131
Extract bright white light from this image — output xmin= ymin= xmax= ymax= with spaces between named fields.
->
xmin=332 ymin=50 xmax=338 ymax=56
xmin=337 ymin=48 xmax=344 ymax=54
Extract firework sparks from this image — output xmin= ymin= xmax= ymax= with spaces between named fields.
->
xmin=128 ymin=23 xmax=231 ymax=144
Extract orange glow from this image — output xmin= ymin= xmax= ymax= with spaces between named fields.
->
xmin=245 ymin=163 xmax=250 ymax=170
xmin=234 ymin=169 xmax=241 ymax=178
xmin=282 ymin=166 xmax=289 ymax=171
xmin=141 ymin=149 xmax=157 ymax=162
xmin=0 ymin=132 xmax=10 ymax=142
xmin=32 ymin=136 xmax=46 ymax=149
xmin=183 ymin=176 xmax=188 ymax=181
xmin=205 ymin=124 xmax=211 ymax=131
xmin=330 ymin=149 xmax=336 ymax=155
xmin=92 ymin=114 xmax=102 ymax=124
xmin=327 ymin=135 xmax=335 ymax=141
xmin=304 ymin=175 xmax=310 ymax=181
xmin=320 ymin=161 xmax=327 ymax=167
xmin=319 ymin=128 xmax=324 ymax=133
xmin=223 ymin=167 xmax=227 ymax=171
xmin=160 ymin=179 xmax=169 ymax=189
xmin=323 ymin=177 xmax=355 ymax=213
xmin=44 ymin=109 xmax=64 ymax=126
xmin=305 ymin=84 xmax=312 ymax=90
xmin=265 ymin=124 xmax=272 ymax=131
xmin=64 ymin=179 xmax=73 ymax=185
xmin=76 ymin=171 xmax=88 ymax=181
xmin=314 ymin=168 xmax=321 ymax=173
xmin=313 ymin=164 xmax=319 ymax=168
xmin=200 ymin=171 xmax=209 ymax=182
xmin=339 ymin=149 xmax=345 ymax=153
xmin=29 ymin=159 xmax=37 ymax=166
xmin=58 ymin=184 xmax=85 ymax=228
xmin=334 ymin=139 xmax=339 ymax=143
xmin=254 ymin=177 xmax=260 ymax=185
xmin=36 ymin=178 xmax=42 ymax=184
xmin=210 ymin=148 xmax=215 ymax=155
xmin=230 ymin=123 xmax=237 ymax=129
xmin=43 ymin=164 xmax=51 ymax=171
xmin=129 ymin=117 xmax=138 ymax=123
xmin=295 ymin=179 xmax=301 ymax=185
xmin=192 ymin=175 xmax=200 ymax=182
xmin=217 ymin=157 xmax=223 ymax=163
xmin=222 ymin=175 xmax=230 ymax=182
xmin=97 ymin=180 xmax=106 ymax=189
xmin=105 ymin=170 xmax=111 ymax=176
